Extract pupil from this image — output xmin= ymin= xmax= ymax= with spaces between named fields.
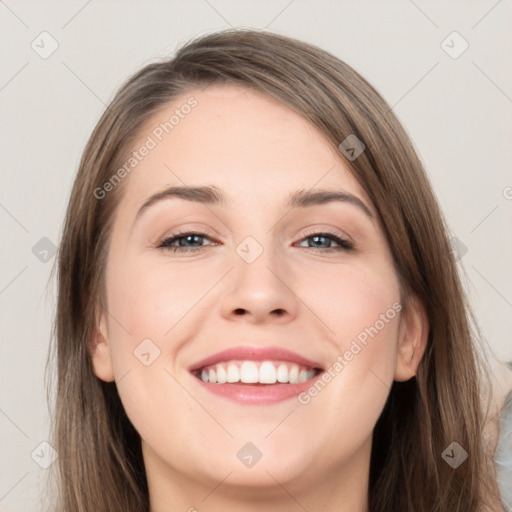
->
xmin=181 ymin=235 xmax=201 ymax=246
xmin=312 ymin=235 xmax=328 ymax=248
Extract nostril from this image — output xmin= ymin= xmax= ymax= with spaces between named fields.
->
xmin=234 ymin=308 xmax=246 ymax=315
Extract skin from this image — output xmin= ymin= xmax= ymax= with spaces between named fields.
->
xmin=90 ymin=84 xmax=428 ymax=512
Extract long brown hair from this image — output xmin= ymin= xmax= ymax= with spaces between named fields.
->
xmin=45 ymin=28 xmax=500 ymax=511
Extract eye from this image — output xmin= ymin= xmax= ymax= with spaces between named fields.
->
xmin=158 ymin=231 xmax=216 ymax=252
xmin=157 ymin=230 xmax=354 ymax=253
xmin=295 ymin=230 xmax=354 ymax=252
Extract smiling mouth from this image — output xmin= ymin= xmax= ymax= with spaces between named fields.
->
xmin=193 ymin=360 xmax=323 ymax=385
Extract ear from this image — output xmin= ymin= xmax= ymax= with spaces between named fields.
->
xmin=394 ymin=294 xmax=429 ymax=382
xmin=89 ymin=303 xmax=115 ymax=382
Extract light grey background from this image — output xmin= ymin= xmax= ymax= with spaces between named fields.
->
xmin=1 ymin=1 xmax=511 ymax=510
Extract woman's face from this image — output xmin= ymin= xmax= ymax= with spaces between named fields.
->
xmin=91 ymin=84 xmax=426 ymax=506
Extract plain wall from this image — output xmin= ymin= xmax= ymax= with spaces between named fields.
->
xmin=0 ymin=1 xmax=511 ymax=510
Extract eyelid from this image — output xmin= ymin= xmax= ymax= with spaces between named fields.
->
xmin=298 ymin=225 xmax=354 ymax=245
xmin=156 ymin=224 xmax=220 ymax=243
xmin=300 ymin=225 xmax=350 ymax=239
xmin=157 ymin=229 xmax=219 ymax=249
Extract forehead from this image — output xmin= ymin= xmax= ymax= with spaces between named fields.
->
xmin=118 ymin=83 xmax=371 ymax=213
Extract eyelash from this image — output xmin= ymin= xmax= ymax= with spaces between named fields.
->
xmin=157 ymin=229 xmax=354 ymax=253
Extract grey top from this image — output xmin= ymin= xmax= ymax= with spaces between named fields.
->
xmin=495 ymin=388 xmax=512 ymax=511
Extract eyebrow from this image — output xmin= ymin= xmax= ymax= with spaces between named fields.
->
xmin=134 ymin=185 xmax=374 ymax=224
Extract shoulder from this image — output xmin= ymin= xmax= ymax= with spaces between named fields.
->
xmin=484 ymin=359 xmax=512 ymax=512
xmin=493 ymin=364 xmax=512 ymax=511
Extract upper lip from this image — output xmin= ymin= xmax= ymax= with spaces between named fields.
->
xmin=188 ymin=345 xmax=324 ymax=372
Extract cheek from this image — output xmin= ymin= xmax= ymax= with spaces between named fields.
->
xmin=105 ymin=255 xmax=217 ymax=348
xmin=101 ymin=257 xmax=219 ymax=453
xmin=294 ymin=261 xmax=401 ymax=418
xmin=295 ymin=258 xmax=401 ymax=345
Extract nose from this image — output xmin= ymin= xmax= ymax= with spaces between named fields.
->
xmin=220 ymin=242 xmax=299 ymax=325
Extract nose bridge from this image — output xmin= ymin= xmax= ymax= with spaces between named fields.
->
xmin=220 ymin=231 xmax=298 ymax=323
xmin=235 ymin=233 xmax=279 ymax=288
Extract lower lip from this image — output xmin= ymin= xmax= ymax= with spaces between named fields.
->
xmin=191 ymin=372 xmax=324 ymax=405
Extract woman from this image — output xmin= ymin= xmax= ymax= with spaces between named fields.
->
xmin=46 ymin=29 xmax=506 ymax=511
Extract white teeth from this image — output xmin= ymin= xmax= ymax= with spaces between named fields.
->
xmin=197 ymin=360 xmax=317 ymax=385
xmin=298 ymin=369 xmax=309 ymax=383
xmin=226 ymin=364 xmax=239 ymax=383
xmin=276 ymin=363 xmax=288 ymax=383
xmin=216 ymin=364 xmax=227 ymax=384
xmin=240 ymin=361 xmax=259 ymax=383
xmin=259 ymin=361 xmax=277 ymax=384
